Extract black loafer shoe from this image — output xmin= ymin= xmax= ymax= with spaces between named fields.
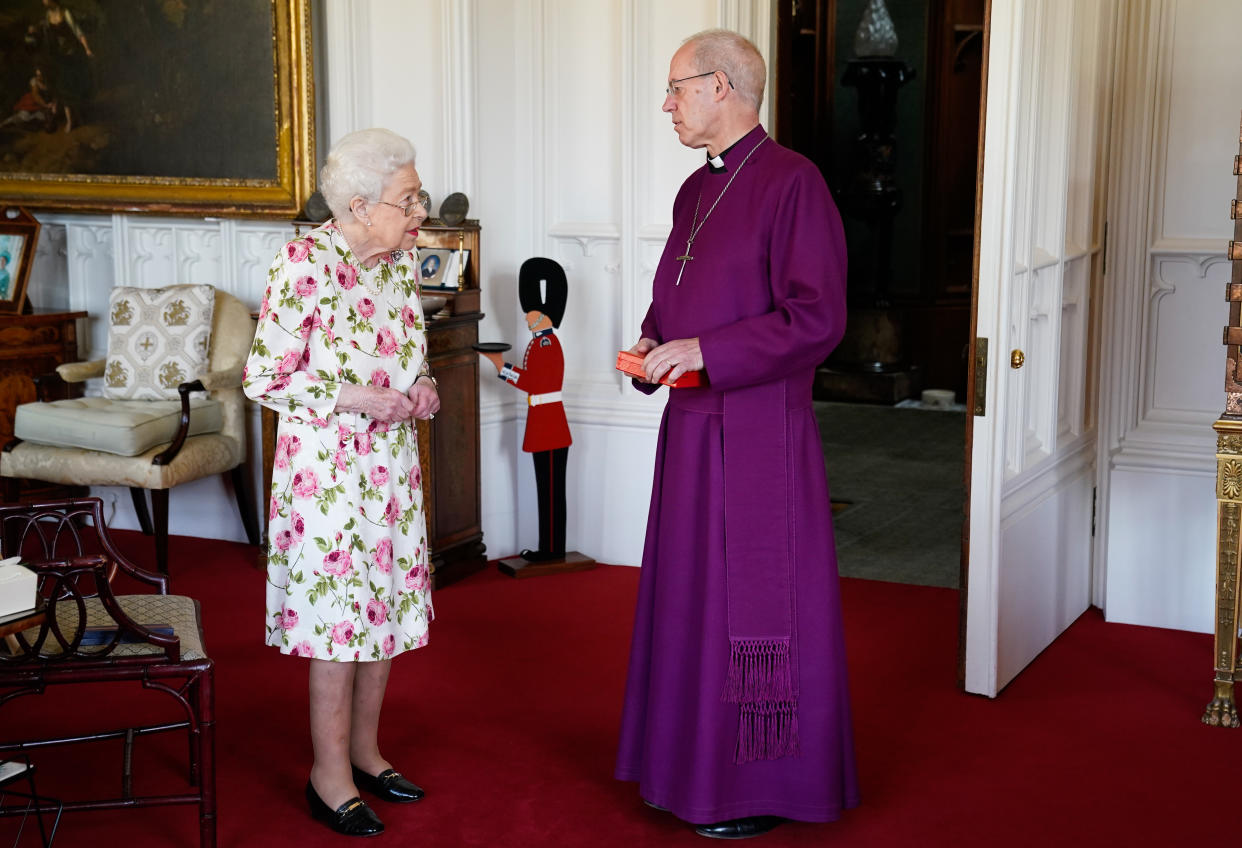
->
xmin=305 ymin=781 xmax=384 ymax=837
xmin=352 ymin=765 xmax=425 ymax=803
xmin=694 ymin=815 xmax=786 ymax=840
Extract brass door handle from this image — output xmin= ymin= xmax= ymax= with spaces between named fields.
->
xmin=1010 ymin=349 xmax=1025 ymax=369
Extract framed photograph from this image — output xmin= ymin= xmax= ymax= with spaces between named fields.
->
xmin=0 ymin=207 xmax=40 ymax=313
xmin=418 ymin=248 xmax=456 ymax=290
xmin=0 ymin=0 xmax=314 ymax=217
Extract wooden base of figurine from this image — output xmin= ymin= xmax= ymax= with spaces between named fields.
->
xmin=498 ymin=551 xmax=597 ymax=579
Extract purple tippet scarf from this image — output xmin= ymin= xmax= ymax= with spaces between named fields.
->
xmin=721 ymin=379 xmax=799 ymax=763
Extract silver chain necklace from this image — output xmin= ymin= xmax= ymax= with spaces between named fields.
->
xmin=674 ymin=134 xmax=769 ymax=286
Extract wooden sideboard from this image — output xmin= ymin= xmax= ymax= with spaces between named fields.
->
xmin=0 ymin=310 xmax=88 ymax=502
xmin=260 ymin=220 xmax=487 ymax=589
xmin=414 ymin=220 xmax=487 ymax=588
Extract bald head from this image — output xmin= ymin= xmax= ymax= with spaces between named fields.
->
xmin=682 ymin=29 xmax=766 ymax=113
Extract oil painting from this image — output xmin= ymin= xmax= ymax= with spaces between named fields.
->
xmin=0 ymin=0 xmax=314 ymax=216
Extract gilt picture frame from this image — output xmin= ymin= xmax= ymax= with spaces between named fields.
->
xmin=0 ymin=0 xmax=315 ymax=217
xmin=0 ymin=207 xmax=41 ymax=314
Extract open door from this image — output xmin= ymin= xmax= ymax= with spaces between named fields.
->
xmin=963 ymin=0 xmax=1116 ymax=696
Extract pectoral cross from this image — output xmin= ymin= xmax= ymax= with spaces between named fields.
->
xmin=675 ymin=244 xmax=693 ymax=286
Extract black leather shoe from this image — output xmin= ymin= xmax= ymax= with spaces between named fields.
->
xmin=351 ymin=765 xmax=425 ymax=803
xmin=643 ymin=799 xmax=669 ymax=812
xmin=694 ymin=816 xmax=786 ymax=840
xmin=305 ymin=781 xmax=384 ymax=837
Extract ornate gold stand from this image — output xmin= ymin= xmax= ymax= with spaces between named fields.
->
xmin=1204 ymin=421 xmax=1242 ymax=726
xmin=1203 ymin=114 xmax=1242 ymax=727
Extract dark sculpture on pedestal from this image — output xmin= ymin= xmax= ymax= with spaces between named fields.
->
xmin=817 ymin=0 xmax=918 ymax=403
xmin=841 ymin=57 xmax=914 ymax=309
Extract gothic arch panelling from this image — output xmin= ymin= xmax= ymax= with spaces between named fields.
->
xmin=1146 ymin=253 xmax=1231 ymax=419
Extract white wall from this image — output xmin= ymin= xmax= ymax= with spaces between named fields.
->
xmin=1097 ymin=0 xmax=1242 ymax=632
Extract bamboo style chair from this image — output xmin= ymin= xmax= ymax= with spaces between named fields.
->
xmin=0 ymin=497 xmax=215 ymax=847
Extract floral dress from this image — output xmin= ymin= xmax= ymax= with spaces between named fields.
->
xmin=244 ymin=221 xmax=433 ymax=661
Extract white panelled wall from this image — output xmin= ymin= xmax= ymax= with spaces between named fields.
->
xmin=1097 ymin=0 xmax=1242 ymax=633
xmin=18 ymin=1 xmax=1242 ymax=634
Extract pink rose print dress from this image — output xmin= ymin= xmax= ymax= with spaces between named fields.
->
xmin=244 ymin=221 xmax=434 ymax=661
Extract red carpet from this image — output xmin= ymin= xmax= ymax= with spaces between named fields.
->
xmin=7 ymin=531 xmax=1242 ymax=847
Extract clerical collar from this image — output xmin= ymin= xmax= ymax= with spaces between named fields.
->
xmin=706 ymin=126 xmax=763 ymax=173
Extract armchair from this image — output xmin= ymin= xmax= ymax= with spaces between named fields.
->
xmin=0 ymin=497 xmax=215 ymax=847
xmin=0 ymin=286 xmax=259 ymax=573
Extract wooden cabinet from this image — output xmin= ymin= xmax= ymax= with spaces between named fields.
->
xmin=414 ymin=220 xmax=486 ymax=589
xmin=0 ymin=310 xmax=88 ymax=501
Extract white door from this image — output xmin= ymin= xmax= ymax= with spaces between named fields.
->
xmin=964 ymin=0 xmax=1116 ymax=696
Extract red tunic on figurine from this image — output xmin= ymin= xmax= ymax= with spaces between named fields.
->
xmin=500 ymin=329 xmax=572 ymax=453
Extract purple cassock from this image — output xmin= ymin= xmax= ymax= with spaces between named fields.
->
xmin=615 ymin=124 xmax=860 ymax=824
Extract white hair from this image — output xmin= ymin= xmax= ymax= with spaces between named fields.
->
xmin=319 ymin=128 xmax=417 ymax=220
xmin=683 ymin=29 xmax=766 ymax=112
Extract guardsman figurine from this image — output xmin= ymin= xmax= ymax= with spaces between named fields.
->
xmin=478 ymin=258 xmax=593 ymax=575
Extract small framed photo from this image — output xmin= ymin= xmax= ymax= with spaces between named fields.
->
xmin=418 ymin=247 xmax=457 ymax=290
xmin=0 ymin=207 xmax=40 ymax=314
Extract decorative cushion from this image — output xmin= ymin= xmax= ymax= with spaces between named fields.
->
xmin=23 ymin=594 xmax=207 ymax=661
xmin=14 ymin=396 xmax=223 ymax=457
xmin=104 ymin=285 xmax=215 ymax=400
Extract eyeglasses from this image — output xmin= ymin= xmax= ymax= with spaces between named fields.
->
xmin=373 ymin=198 xmax=425 ymax=218
xmin=665 ymin=70 xmax=734 ymax=97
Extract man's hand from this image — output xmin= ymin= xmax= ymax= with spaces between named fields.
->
xmin=643 ymin=337 xmax=703 ymax=384
xmin=627 ymin=337 xmax=659 ymax=383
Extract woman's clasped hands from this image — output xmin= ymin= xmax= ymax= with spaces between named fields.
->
xmin=337 ymin=380 xmax=440 ymax=423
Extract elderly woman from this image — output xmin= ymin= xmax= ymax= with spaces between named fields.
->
xmin=244 ymin=127 xmax=439 ymax=838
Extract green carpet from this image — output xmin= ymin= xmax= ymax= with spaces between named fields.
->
xmin=816 ymin=401 xmax=965 ymax=588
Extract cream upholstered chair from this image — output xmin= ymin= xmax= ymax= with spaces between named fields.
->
xmin=0 ymin=285 xmax=259 ymax=573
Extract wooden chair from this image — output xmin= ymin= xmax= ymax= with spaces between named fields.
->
xmin=0 ymin=497 xmax=215 ymax=847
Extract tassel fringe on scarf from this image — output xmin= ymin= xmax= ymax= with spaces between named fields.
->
xmin=722 ymin=637 xmax=800 ymax=763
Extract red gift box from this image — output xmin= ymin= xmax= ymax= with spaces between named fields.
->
xmin=616 ymin=350 xmax=704 ymax=388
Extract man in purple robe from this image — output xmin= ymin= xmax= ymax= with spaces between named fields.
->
xmin=614 ymin=29 xmax=860 ymax=840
